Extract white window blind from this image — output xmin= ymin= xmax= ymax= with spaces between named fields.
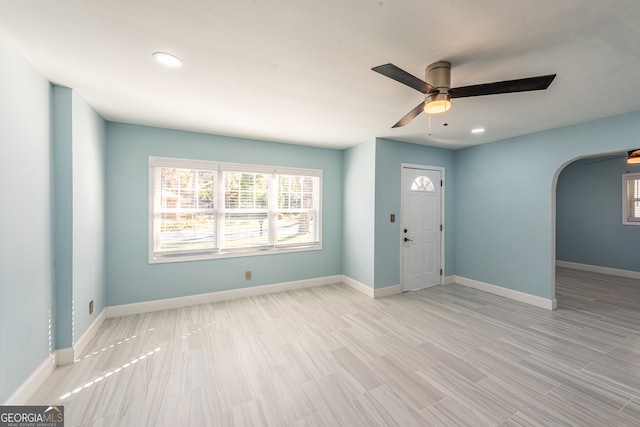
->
xmin=153 ymin=166 xmax=216 ymax=254
xmin=149 ymin=157 xmax=322 ymax=262
xmin=623 ymin=174 xmax=640 ymax=225
xmin=275 ymin=174 xmax=320 ymax=247
xmin=223 ymin=171 xmax=270 ymax=249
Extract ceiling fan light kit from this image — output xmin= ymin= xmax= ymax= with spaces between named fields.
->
xmin=628 ymin=149 xmax=640 ymax=164
xmin=372 ymin=60 xmax=556 ymax=129
xmin=424 ymin=93 xmax=451 ymax=114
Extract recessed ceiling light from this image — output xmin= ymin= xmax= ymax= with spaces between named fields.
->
xmin=152 ymin=52 xmax=183 ymax=68
xmin=471 ymin=128 xmax=485 ymax=134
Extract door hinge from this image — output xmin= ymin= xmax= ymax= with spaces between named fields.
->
xmin=440 ymin=224 xmax=443 ymax=231
xmin=440 ymin=180 xmax=443 ymax=187
xmin=440 ymin=268 xmax=443 ymax=276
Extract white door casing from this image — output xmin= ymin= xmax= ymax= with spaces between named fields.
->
xmin=401 ymin=165 xmax=443 ymax=291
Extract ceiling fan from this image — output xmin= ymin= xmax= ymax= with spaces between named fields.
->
xmin=372 ymin=61 xmax=556 ymax=128
xmin=584 ymin=149 xmax=640 ymax=165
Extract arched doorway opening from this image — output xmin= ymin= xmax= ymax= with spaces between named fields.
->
xmin=552 ymin=150 xmax=640 ymax=305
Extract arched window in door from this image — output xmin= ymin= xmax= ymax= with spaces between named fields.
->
xmin=411 ymin=176 xmax=435 ymax=192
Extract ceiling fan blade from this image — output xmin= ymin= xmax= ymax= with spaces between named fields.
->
xmin=392 ymin=101 xmax=425 ymax=128
xmin=449 ymin=74 xmax=556 ymax=98
xmin=372 ymin=64 xmax=437 ymax=94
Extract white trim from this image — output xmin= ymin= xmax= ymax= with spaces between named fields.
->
xmin=622 ymin=173 xmax=640 ymax=225
xmin=3 ymin=353 xmax=57 ymax=405
xmin=106 ymin=275 xmax=342 ymax=318
xmin=341 ymin=275 xmax=374 ymax=298
xmin=56 ymin=309 xmax=107 ymax=366
xmin=148 ymin=156 xmax=323 ymax=177
xmin=444 ymin=275 xmax=455 ymax=285
xmin=556 ymin=260 xmax=640 ymax=280
xmin=375 ymin=284 xmax=402 ymax=298
xmin=73 ymin=309 xmax=107 ymax=362
xmin=341 ymin=276 xmax=401 ymax=298
xmin=56 ymin=348 xmax=74 ymax=366
xmin=400 ymin=163 xmax=445 ymax=291
xmin=455 ymin=275 xmax=557 ymax=310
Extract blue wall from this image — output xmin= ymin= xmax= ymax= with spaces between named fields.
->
xmin=0 ymin=38 xmax=106 ymax=402
xmin=455 ymin=111 xmax=640 ymax=299
xmin=105 ymin=123 xmax=343 ymax=306
xmin=374 ymin=138 xmax=456 ymax=288
xmin=342 ymin=137 xmax=456 ymax=290
xmin=342 ymin=139 xmax=376 ymax=287
xmin=52 ymin=86 xmax=73 ymax=349
xmin=52 ymin=87 xmax=107 ymax=350
xmin=71 ymin=91 xmax=107 ymax=344
xmin=0 ymin=38 xmax=54 ymax=403
xmin=557 ymin=154 xmax=640 ymax=272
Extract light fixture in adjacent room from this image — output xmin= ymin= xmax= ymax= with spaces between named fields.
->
xmin=471 ymin=127 xmax=485 ymax=134
xmin=628 ymin=149 xmax=640 ymax=164
xmin=152 ymin=52 xmax=183 ymax=68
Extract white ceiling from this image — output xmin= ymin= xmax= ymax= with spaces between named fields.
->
xmin=1 ymin=0 xmax=640 ymax=150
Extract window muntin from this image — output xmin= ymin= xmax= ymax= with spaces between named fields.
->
xmin=623 ymin=173 xmax=640 ymax=225
xmin=150 ymin=157 xmax=322 ymax=262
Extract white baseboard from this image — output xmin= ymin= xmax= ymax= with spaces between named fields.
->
xmin=375 ymin=284 xmax=402 ymax=298
xmin=106 ymin=275 xmax=343 ymax=318
xmin=556 ymin=260 xmax=640 ymax=280
xmin=5 ymin=311 xmax=107 ymax=404
xmin=341 ymin=276 xmax=401 ymax=298
xmin=455 ymin=275 xmax=556 ymax=310
xmin=444 ymin=275 xmax=455 ymax=285
xmin=73 ymin=308 xmax=107 ymax=362
xmin=3 ymin=353 xmax=57 ymax=405
xmin=56 ymin=348 xmax=74 ymax=366
xmin=341 ymin=276 xmax=374 ymax=297
xmin=57 ymin=308 xmax=107 ymax=365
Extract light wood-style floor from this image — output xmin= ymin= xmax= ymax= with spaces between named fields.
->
xmin=29 ymin=268 xmax=640 ymax=426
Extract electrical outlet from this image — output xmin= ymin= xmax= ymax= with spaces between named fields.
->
xmin=89 ymin=300 xmax=94 ymax=314
xmin=245 ymin=271 xmax=252 ymax=280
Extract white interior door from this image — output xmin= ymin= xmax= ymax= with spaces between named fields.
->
xmin=401 ymin=166 xmax=442 ymax=291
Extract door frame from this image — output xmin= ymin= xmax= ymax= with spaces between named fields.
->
xmin=400 ymin=163 xmax=445 ymax=291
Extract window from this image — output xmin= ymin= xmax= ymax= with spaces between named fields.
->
xmin=149 ymin=157 xmax=321 ymax=262
xmin=411 ymin=176 xmax=435 ymax=192
xmin=623 ymin=173 xmax=640 ymax=225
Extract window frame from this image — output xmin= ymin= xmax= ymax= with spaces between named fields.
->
xmin=149 ymin=156 xmax=322 ymax=263
xmin=622 ymin=173 xmax=640 ymax=225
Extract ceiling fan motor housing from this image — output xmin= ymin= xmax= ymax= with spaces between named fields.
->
xmin=426 ymin=61 xmax=451 ymax=93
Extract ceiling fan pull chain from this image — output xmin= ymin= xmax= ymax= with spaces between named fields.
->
xmin=428 ymin=113 xmax=432 ymax=135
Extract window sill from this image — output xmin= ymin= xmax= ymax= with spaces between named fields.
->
xmin=149 ymin=244 xmax=322 ymax=264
